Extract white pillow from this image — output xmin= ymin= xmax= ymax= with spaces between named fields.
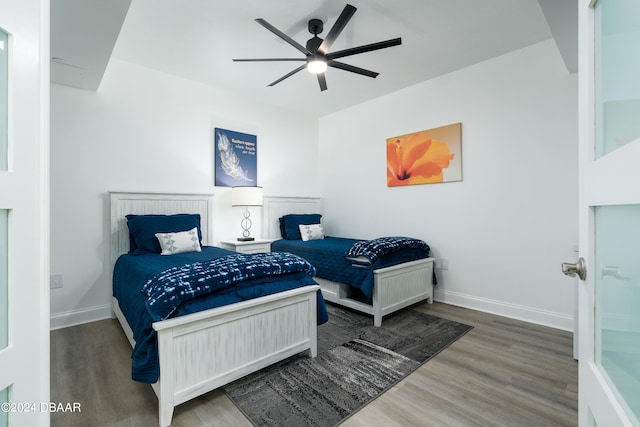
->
xmin=299 ymin=223 xmax=325 ymax=241
xmin=155 ymin=227 xmax=202 ymax=255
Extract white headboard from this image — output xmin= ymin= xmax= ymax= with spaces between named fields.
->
xmin=263 ymin=197 xmax=322 ymax=240
xmin=109 ymin=191 xmax=214 ymax=267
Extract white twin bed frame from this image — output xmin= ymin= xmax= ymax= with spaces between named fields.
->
xmin=109 ymin=192 xmax=318 ymax=427
xmin=263 ymin=196 xmax=435 ymax=327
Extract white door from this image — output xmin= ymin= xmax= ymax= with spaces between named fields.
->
xmin=573 ymin=0 xmax=640 ymax=425
xmin=0 ymin=0 xmax=49 ymax=426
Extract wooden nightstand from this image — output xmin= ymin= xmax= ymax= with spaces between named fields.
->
xmin=219 ymin=239 xmax=272 ymax=254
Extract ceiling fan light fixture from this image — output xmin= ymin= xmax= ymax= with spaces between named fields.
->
xmin=307 ymin=58 xmax=327 ymax=74
xmin=234 ymin=4 xmax=402 ymax=91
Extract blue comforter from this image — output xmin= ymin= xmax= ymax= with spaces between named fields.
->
xmin=271 ymin=236 xmax=431 ymax=300
xmin=142 ymin=251 xmax=318 ymax=321
xmin=113 ymin=246 xmax=328 ymax=383
xmin=345 ymin=236 xmax=431 ymax=266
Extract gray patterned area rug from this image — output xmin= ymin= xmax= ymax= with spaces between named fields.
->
xmin=223 ymin=303 xmax=473 ymax=426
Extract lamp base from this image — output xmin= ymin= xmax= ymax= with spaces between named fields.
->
xmin=237 ymin=237 xmax=255 ymax=242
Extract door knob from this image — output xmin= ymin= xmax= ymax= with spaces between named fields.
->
xmin=561 ymin=257 xmax=587 ymax=281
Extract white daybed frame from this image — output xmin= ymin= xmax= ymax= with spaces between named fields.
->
xmin=109 ymin=192 xmax=318 ymax=427
xmin=264 ymin=196 xmax=434 ymax=327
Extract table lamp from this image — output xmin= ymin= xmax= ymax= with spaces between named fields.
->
xmin=231 ymin=186 xmax=263 ymax=241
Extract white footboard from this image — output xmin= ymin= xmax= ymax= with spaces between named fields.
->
xmin=318 ymin=258 xmax=434 ymax=326
xmin=114 ymin=286 xmax=318 ymax=427
xmin=262 ymin=196 xmax=435 ymax=327
xmin=109 ymin=192 xmax=320 ymax=426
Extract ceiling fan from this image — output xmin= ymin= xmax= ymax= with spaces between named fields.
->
xmin=233 ymin=4 xmax=402 ymax=91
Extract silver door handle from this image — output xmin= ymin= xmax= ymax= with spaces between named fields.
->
xmin=561 ymin=257 xmax=587 ymax=281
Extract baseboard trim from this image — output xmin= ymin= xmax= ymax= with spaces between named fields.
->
xmin=50 ymin=303 xmax=113 ymax=330
xmin=434 ymin=289 xmax=574 ymax=332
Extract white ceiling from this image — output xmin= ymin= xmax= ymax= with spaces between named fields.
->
xmin=50 ymin=0 xmax=130 ymax=90
xmin=50 ymin=0 xmax=577 ymax=117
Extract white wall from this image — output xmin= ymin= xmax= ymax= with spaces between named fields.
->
xmin=318 ymin=40 xmax=578 ymax=330
xmin=51 ymin=39 xmax=578 ymax=331
xmin=50 ymin=58 xmax=320 ymax=328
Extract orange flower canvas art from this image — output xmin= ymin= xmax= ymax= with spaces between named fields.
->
xmin=387 ymin=123 xmax=462 ymax=186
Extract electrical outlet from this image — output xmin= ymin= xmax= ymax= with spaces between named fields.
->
xmin=440 ymin=258 xmax=449 ymax=270
xmin=50 ymin=273 xmax=63 ymax=289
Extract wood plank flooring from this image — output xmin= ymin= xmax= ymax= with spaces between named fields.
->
xmin=50 ymin=302 xmax=577 ymax=426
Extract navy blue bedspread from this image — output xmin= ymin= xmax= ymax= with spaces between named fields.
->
xmin=345 ymin=236 xmax=431 ymax=266
xmin=271 ymin=237 xmax=431 ymax=300
xmin=113 ymin=246 xmax=328 ymax=383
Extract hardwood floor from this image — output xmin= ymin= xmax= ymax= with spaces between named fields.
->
xmin=50 ymin=302 xmax=577 ymax=426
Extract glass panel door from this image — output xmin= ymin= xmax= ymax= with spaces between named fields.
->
xmin=0 ymin=386 xmax=7 ymax=427
xmin=0 ymin=27 xmax=9 ymax=427
xmin=0 ymin=30 xmax=7 ymax=352
xmin=0 ymin=210 xmax=7 ymax=351
xmin=593 ymin=8 xmax=640 ymax=418
xmin=0 ymin=29 xmax=7 ymax=170
xmin=594 ymin=204 xmax=640 ymax=421
xmin=0 ymin=26 xmax=8 ymax=427
xmin=0 ymin=3 xmax=49 ymax=424
xmin=579 ymin=0 xmax=640 ymax=425
xmin=594 ymin=0 xmax=640 ymax=159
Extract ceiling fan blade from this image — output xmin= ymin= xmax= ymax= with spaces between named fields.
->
xmin=317 ymin=73 xmax=328 ymax=91
xmin=255 ymin=18 xmax=312 ymax=56
xmin=267 ymin=64 xmax=307 ymax=87
xmin=233 ymin=58 xmax=306 ymax=62
xmin=327 ymin=37 xmax=402 ymax=60
xmin=328 ymin=60 xmax=379 ymax=78
xmin=318 ymin=4 xmax=357 ymax=54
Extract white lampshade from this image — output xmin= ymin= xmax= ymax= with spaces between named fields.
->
xmin=231 ymin=186 xmax=263 ymax=206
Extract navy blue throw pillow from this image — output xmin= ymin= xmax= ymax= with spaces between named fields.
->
xmin=126 ymin=214 xmax=202 ymax=254
xmin=281 ymin=214 xmax=322 ymax=240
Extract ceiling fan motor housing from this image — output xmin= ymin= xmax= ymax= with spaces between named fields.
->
xmin=306 ymin=19 xmax=324 ymax=52
xmin=308 ymin=19 xmax=323 ymax=35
